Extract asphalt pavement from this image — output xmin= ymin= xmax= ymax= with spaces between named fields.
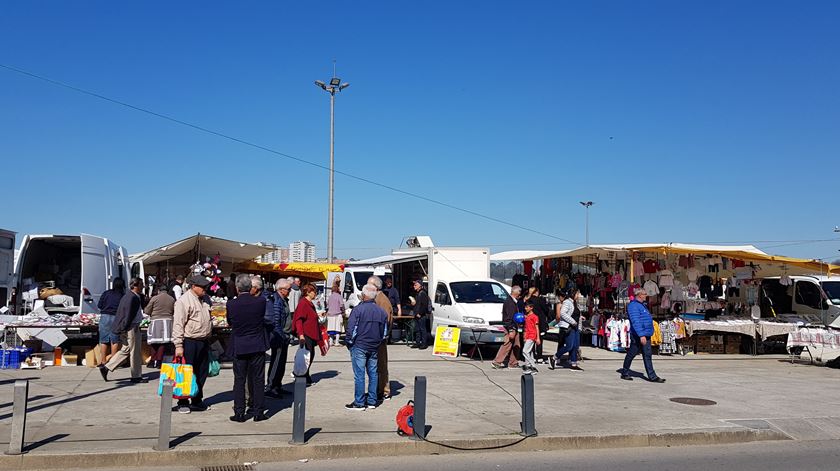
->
xmin=62 ymin=439 xmax=840 ymax=471
xmin=1 ymin=341 xmax=839 ymax=469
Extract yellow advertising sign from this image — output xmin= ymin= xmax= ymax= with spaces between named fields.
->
xmin=432 ymin=326 xmax=461 ymax=358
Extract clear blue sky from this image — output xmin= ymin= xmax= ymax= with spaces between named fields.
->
xmin=2 ymin=1 xmax=839 ymax=261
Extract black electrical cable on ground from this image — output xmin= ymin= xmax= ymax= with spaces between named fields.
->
xmin=405 ymin=356 xmax=537 ymax=451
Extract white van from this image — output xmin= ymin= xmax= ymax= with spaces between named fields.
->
xmin=327 ymin=266 xmax=392 ymax=312
xmin=13 ymin=234 xmax=131 ymax=315
xmin=760 ymin=275 xmax=840 ymax=328
xmin=0 ymin=229 xmax=15 ymax=309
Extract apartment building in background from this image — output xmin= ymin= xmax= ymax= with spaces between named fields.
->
xmin=289 ymin=241 xmax=316 ymax=262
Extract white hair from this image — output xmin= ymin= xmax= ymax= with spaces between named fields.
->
xmin=367 ymin=276 xmax=382 ymax=290
xmin=250 ymin=275 xmax=263 ymax=290
xmin=511 ymin=286 xmax=522 ymax=296
xmin=235 ymin=274 xmax=252 ymax=293
xmin=362 ymin=284 xmax=378 ymax=300
xmin=275 ymin=278 xmax=291 ymax=290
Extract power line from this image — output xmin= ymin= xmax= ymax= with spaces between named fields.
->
xmin=0 ymin=63 xmax=581 ymax=246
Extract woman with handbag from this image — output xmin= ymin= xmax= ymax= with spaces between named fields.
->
xmin=292 ymin=283 xmax=325 ymax=385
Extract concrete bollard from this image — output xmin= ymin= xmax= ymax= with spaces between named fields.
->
xmin=155 ymin=380 xmax=174 ymax=451
xmin=289 ymin=376 xmax=307 ymax=445
xmin=520 ymin=373 xmax=537 ymax=437
xmin=6 ymin=380 xmax=29 ymax=455
xmin=411 ymin=376 xmax=427 ymax=440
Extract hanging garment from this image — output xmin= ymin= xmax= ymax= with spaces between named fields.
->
xmin=658 ymin=269 xmax=675 ymax=288
xmin=659 ymin=321 xmax=677 ymax=354
xmin=651 ymin=322 xmax=662 ymax=346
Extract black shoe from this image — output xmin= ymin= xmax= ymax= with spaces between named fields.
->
xmin=229 ymin=414 xmax=248 ymax=423
xmin=253 ymin=413 xmax=269 ymax=422
xmin=621 ymin=374 xmax=633 ymax=381
xmin=130 ymin=377 xmax=149 ymax=383
xmin=366 ymin=402 xmax=378 ymax=410
xmin=345 ymin=403 xmax=366 ymax=411
xmin=409 ymin=344 xmax=420 ymax=349
xmin=650 ymin=377 xmax=666 ymax=383
xmin=99 ymin=365 xmax=109 ymax=381
xmin=190 ymin=402 xmax=209 ymax=412
xmin=548 ymin=357 xmax=556 ymax=370
xmin=265 ymin=389 xmax=284 ymax=399
xmin=417 ymin=346 xmax=428 ymax=350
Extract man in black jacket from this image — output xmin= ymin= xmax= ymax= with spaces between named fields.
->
xmin=529 ymin=287 xmax=551 ymax=363
xmin=265 ymin=278 xmax=292 ymax=398
xmin=227 ymin=274 xmax=270 ymax=422
xmin=492 ymin=286 xmax=522 ymax=369
xmin=99 ymin=277 xmax=146 ymax=383
xmin=412 ymin=280 xmax=431 ymax=350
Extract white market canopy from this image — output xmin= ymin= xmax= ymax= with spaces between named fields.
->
xmin=130 ymin=233 xmax=274 ymax=266
xmin=491 ymin=243 xmax=840 ymax=275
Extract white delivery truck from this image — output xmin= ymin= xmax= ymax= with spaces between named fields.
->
xmin=348 ymin=236 xmax=511 ymax=345
xmin=13 ymin=234 xmax=131 ymax=315
xmin=0 ymin=229 xmax=15 ymax=310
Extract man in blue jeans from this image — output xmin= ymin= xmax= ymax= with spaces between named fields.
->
xmin=621 ymin=290 xmax=666 ymax=383
xmin=345 ymin=284 xmax=389 ymax=411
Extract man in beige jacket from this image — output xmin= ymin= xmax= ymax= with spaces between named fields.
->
xmin=368 ymin=276 xmax=393 ymax=402
xmin=173 ymin=275 xmax=214 ymax=414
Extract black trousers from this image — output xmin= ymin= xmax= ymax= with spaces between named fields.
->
xmin=414 ymin=315 xmax=429 ymax=346
xmin=179 ymin=338 xmax=210 ymax=406
xmin=233 ymin=351 xmax=266 ymax=415
xmin=266 ymin=342 xmax=290 ymax=391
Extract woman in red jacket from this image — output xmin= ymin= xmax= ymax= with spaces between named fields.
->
xmin=293 ymin=283 xmax=324 ymax=385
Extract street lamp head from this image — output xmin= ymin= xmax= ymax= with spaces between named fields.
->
xmin=579 ymin=201 xmax=593 ymax=207
xmin=314 ymin=80 xmax=327 ymax=90
xmin=339 ymin=82 xmax=350 ymax=90
xmin=329 ymin=77 xmax=341 ymax=86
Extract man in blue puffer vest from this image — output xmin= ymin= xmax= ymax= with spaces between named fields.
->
xmin=620 ymin=290 xmax=665 ymax=383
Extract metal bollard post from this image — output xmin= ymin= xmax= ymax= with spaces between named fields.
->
xmin=411 ymin=376 xmax=427 ymax=440
xmin=289 ymin=376 xmax=307 ymax=445
xmin=155 ymin=380 xmax=174 ymax=451
xmin=6 ymin=380 xmax=29 ymax=455
xmin=520 ymin=373 xmax=537 ymax=437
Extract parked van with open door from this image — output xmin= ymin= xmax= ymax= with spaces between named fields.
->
xmin=13 ymin=234 xmax=131 ymax=315
xmin=0 ymin=229 xmax=15 ymax=309
xmin=327 ymin=266 xmax=393 ymax=312
xmin=760 ymin=275 xmax=840 ymax=327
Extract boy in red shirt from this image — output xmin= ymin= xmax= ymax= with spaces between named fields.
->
xmin=522 ymin=301 xmax=541 ymax=374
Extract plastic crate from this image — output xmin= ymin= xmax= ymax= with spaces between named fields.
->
xmin=0 ymin=348 xmax=33 ymax=369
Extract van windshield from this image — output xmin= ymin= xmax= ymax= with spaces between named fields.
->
xmin=821 ymin=282 xmax=840 ymax=305
xmin=449 ymin=282 xmax=509 ymax=304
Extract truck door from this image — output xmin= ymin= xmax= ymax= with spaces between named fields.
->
xmin=793 ymin=280 xmax=826 ymax=321
xmin=433 ymin=282 xmax=455 ymax=329
xmin=81 ymin=234 xmax=109 ymax=315
xmin=0 ymin=232 xmax=14 ymax=308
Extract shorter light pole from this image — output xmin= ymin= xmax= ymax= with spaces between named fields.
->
xmin=580 ymin=201 xmax=594 ymax=247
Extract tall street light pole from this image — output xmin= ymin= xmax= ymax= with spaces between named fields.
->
xmin=580 ymin=201 xmax=594 ymax=247
xmin=315 ymin=73 xmax=349 ymax=263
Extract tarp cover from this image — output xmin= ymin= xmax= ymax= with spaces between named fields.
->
xmin=130 ymin=234 xmax=274 ymax=266
xmin=236 ymin=261 xmax=345 ymax=280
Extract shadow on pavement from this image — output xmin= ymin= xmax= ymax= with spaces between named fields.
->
xmin=24 ymin=433 xmax=69 ymax=452
xmin=304 ymin=427 xmax=321 ymax=442
xmin=310 ymin=370 xmax=339 ymax=384
xmin=170 ymin=431 xmax=201 ymax=448
xmin=0 ymin=384 xmax=130 ymax=421
xmin=0 ymin=394 xmax=53 ymax=409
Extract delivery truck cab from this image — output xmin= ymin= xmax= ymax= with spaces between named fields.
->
xmin=13 ymin=234 xmax=131 ymax=315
